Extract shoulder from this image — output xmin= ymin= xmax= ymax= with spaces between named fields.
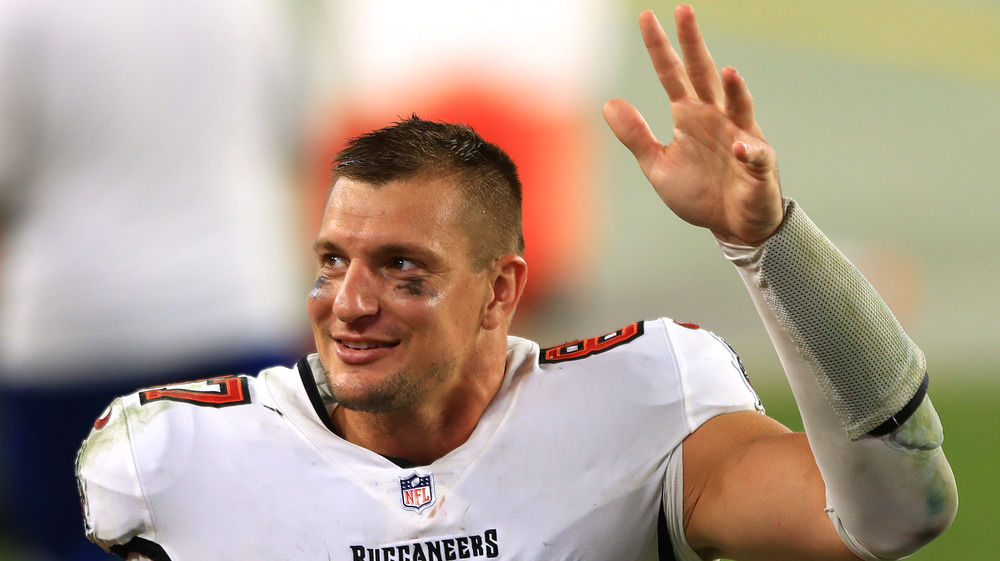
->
xmin=527 ymin=317 xmax=740 ymax=374
xmin=107 ymin=366 xmax=300 ymax=457
xmin=518 ymin=318 xmax=763 ymax=426
xmin=652 ymin=318 xmax=765 ymax=428
xmin=75 ymin=364 xmax=302 ymax=550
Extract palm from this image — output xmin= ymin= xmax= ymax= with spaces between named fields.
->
xmin=605 ymin=6 xmax=783 ymax=246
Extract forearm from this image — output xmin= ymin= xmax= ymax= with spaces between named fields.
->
xmin=720 ymin=199 xmax=957 ymax=559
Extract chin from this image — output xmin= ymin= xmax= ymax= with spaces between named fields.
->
xmin=325 ymin=369 xmax=420 ymax=414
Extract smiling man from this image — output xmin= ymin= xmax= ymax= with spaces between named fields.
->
xmin=308 ymin=154 xmax=526 ymax=464
xmin=76 ymin=6 xmax=955 ymax=561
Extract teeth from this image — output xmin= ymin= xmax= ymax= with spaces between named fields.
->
xmin=343 ymin=341 xmax=380 ymax=350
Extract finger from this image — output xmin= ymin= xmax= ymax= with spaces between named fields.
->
xmin=639 ymin=10 xmax=691 ymax=102
xmin=674 ymin=5 xmax=724 ymax=104
xmin=722 ymin=67 xmax=758 ymax=133
xmin=733 ymin=139 xmax=776 ymax=175
xmin=603 ymin=98 xmax=662 ymax=176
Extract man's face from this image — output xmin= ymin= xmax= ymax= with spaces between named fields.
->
xmin=308 ymin=176 xmax=494 ymax=413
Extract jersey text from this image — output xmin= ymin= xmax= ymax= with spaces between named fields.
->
xmin=351 ymin=529 xmax=499 ymax=560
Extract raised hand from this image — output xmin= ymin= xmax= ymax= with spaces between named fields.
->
xmin=604 ymin=5 xmax=784 ymax=246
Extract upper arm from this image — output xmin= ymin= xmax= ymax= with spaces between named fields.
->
xmin=682 ymin=410 xmax=859 ymax=561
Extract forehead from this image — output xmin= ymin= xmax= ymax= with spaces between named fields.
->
xmin=317 ymin=176 xmax=470 ymax=254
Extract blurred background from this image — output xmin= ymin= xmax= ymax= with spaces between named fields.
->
xmin=1 ymin=0 xmax=996 ymax=559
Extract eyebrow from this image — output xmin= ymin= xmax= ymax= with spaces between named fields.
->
xmin=312 ymin=239 xmax=341 ymax=256
xmin=312 ymin=240 xmax=440 ymax=263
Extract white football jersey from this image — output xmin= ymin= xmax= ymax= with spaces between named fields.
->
xmin=76 ymin=318 xmax=762 ymax=561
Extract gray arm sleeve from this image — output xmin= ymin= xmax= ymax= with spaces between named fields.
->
xmin=720 ymin=199 xmax=957 ymax=559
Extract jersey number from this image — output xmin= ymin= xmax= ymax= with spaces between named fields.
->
xmin=540 ymin=321 xmax=644 ymax=363
xmin=139 ymin=376 xmax=252 ymax=408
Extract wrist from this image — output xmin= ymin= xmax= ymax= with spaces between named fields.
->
xmin=711 ymin=198 xmax=791 ymax=247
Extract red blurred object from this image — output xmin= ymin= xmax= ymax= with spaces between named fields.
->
xmin=309 ymin=78 xmax=595 ymax=312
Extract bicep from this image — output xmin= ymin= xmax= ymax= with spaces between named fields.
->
xmin=682 ymin=411 xmax=859 ymax=561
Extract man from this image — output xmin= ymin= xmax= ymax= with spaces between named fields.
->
xmin=76 ymin=6 xmax=957 ymax=561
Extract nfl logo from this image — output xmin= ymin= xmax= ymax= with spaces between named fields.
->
xmin=399 ymin=472 xmax=435 ymax=512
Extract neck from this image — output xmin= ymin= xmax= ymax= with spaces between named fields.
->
xmin=331 ymin=336 xmax=508 ymax=466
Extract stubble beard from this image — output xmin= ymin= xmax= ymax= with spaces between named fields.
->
xmin=327 ymin=359 xmax=455 ymax=414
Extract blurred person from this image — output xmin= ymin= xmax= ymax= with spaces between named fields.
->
xmin=0 ymin=1 xmax=322 ymax=559
xmin=75 ymin=6 xmax=956 ymax=561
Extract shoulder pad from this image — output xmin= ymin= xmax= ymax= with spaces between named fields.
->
xmin=76 ymin=397 xmax=153 ymax=551
xmin=662 ymin=318 xmax=764 ymax=425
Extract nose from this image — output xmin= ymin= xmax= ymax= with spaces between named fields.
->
xmin=333 ymin=262 xmax=380 ymax=323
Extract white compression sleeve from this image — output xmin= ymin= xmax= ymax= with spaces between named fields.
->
xmin=719 ymin=199 xmax=957 ymax=560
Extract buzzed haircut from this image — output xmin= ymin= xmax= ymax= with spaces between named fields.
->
xmin=331 ymin=115 xmax=524 ymax=270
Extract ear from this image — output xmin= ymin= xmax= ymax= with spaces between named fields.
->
xmin=481 ymin=255 xmax=528 ymax=331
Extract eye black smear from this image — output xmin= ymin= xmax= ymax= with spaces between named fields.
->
xmin=310 ymin=276 xmax=329 ymax=297
xmin=397 ymin=279 xmax=432 ymax=297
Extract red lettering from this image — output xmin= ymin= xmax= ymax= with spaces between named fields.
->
xmin=540 ymin=322 xmax=644 ymax=363
xmin=139 ymin=376 xmax=251 ymax=408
